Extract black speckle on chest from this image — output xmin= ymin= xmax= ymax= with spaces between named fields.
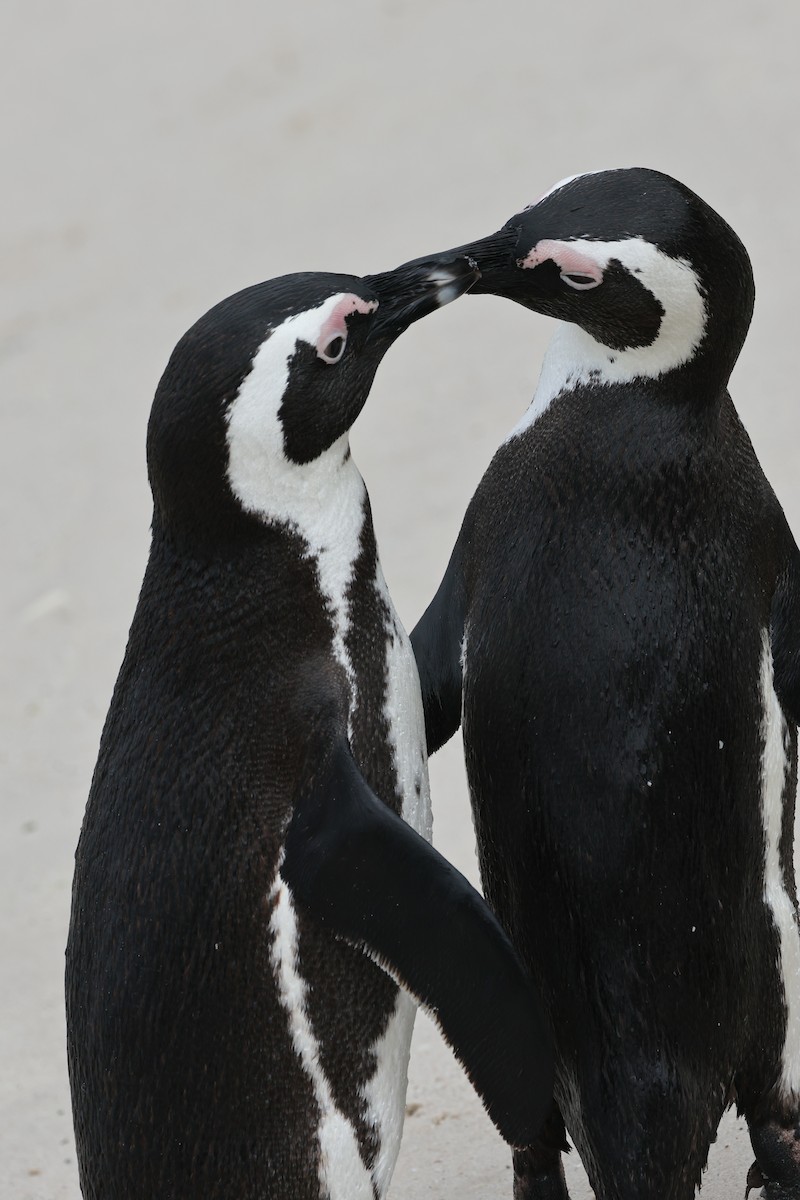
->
xmin=344 ymin=509 xmax=402 ymax=812
xmin=297 ymin=506 xmax=405 ymax=1169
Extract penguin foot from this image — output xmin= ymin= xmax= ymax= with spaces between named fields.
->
xmin=512 ymin=1150 xmax=570 ymax=1200
xmin=749 ymin=1179 xmax=800 ymax=1200
xmin=746 ymin=1160 xmax=765 ymax=1197
xmin=747 ymin=1118 xmax=800 ymax=1200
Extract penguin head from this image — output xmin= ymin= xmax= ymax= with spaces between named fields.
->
xmin=450 ymin=168 xmax=754 ymax=390
xmin=147 ymin=257 xmax=476 ymax=549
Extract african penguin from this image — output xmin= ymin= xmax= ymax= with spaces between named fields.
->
xmin=65 ymin=259 xmax=553 ymax=1200
xmin=411 ymin=169 xmax=800 ymax=1200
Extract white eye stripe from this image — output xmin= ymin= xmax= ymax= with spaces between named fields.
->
xmin=313 ymin=293 xmax=375 ymax=366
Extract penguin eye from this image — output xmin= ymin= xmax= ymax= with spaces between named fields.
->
xmin=318 ymin=334 xmax=347 ymax=365
xmin=561 ymin=272 xmax=602 ymax=291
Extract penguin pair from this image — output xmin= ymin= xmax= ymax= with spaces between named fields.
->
xmin=412 ymin=169 xmax=800 ymax=1199
xmin=65 ymin=256 xmax=554 ymax=1200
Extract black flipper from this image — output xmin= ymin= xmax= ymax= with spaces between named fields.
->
xmin=281 ymin=735 xmax=554 ymax=1148
xmin=771 ymin=535 xmax=800 ymax=728
xmin=411 ymin=541 xmax=468 ymax=753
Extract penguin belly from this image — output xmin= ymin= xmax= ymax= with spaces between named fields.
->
xmin=461 ymin=533 xmax=800 ymax=1176
xmin=758 ymin=633 xmax=800 ymax=1104
xmin=269 ymin=508 xmax=431 ymax=1200
xmin=363 ymin=571 xmax=432 ymax=1194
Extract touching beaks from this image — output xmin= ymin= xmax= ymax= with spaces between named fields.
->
xmin=411 ymin=226 xmax=521 ymax=298
xmin=364 ymin=253 xmax=480 ymax=334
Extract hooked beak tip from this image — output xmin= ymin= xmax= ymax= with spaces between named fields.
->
xmin=423 ymin=257 xmax=481 ymax=307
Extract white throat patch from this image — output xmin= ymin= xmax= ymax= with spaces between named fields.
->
xmin=507 ymin=238 xmax=707 ymax=441
xmin=225 ymin=292 xmax=374 ymax=520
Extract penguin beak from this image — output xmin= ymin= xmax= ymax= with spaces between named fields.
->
xmin=421 ymin=224 xmax=537 ymax=305
xmin=363 ymin=253 xmax=480 ymax=338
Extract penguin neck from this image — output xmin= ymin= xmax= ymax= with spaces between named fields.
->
xmin=228 ymin=432 xmax=370 ymax=715
xmin=506 ymin=319 xmax=723 ymax=442
xmin=144 ymin=444 xmax=370 ymax=669
xmin=153 ymin=433 xmax=371 ymax=624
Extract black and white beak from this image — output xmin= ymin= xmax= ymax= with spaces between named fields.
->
xmin=363 ymin=252 xmax=480 ymax=337
xmin=411 ymin=226 xmax=524 ymax=300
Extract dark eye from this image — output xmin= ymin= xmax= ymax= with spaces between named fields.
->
xmin=319 ymin=334 xmax=347 ymax=364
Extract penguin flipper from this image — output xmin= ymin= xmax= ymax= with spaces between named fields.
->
xmin=281 ymin=736 xmax=554 ymax=1148
xmin=410 ymin=545 xmax=467 ymax=753
xmin=771 ymin=540 xmax=800 ymax=727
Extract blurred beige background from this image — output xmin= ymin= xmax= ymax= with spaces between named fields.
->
xmin=3 ymin=2 xmax=799 ymax=1196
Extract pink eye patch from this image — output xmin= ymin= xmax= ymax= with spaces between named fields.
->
xmin=317 ymin=294 xmax=378 ymax=352
xmin=520 ymin=240 xmax=604 ymax=290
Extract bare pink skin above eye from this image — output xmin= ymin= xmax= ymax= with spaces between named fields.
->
xmin=317 ymin=294 xmax=378 ymax=350
xmin=521 ymin=240 xmax=604 ymax=286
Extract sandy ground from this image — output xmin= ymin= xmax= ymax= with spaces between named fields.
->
xmin=3 ymin=2 xmax=800 ymax=1196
